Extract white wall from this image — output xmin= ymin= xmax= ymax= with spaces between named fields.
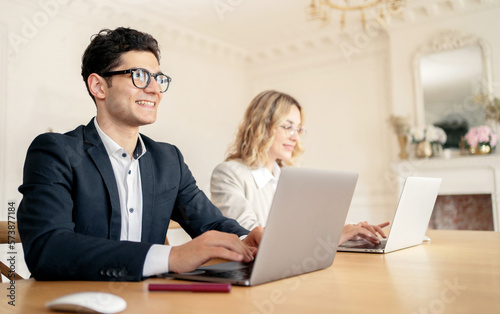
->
xmin=0 ymin=1 xmax=250 ymax=275
xmin=0 ymin=1 xmax=250 ymax=211
xmin=141 ymin=42 xmax=250 ymax=193
xmin=1 ymin=2 xmax=498 ymax=222
xmin=386 ymin=6 xmax=500 ymax=196
xmin=248 ymin=36 xmax=396 ymax=223
xmin=1 ymin=1 xmax=500 ymax=276
xmin=389 ymin=6 xmax=500 ymax=119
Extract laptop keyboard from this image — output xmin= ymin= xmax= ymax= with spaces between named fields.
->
xmin=341 ymin=239 xmax=387 ymax=249
xmin=208 ymin=264 xmax=253 ymax=280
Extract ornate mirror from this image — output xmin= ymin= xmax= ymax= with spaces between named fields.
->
xmin=413 ymin=30 xmax=492 ymax=148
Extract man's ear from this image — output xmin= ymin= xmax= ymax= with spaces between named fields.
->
xmin=88 ymin=73 xmax=107 ymax=100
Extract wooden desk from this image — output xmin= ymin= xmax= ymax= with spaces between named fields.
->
xmin=1 ymin=230 xmax=499 ymax=313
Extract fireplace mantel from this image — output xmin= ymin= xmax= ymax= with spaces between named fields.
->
xmin=392 ymin=154 xmax=500 ymax=231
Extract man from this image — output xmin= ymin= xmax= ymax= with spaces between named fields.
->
xmin=17 ymin=27 xmax=262 ymax=281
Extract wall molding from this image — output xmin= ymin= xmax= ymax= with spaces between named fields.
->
xmin=0 ymin=22 xmax=7 ymax=211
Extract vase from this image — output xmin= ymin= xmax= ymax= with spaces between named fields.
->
xmin=469 ymin=144 xmax=491 ymax=155
xmin=397 ymin=135 xmax=408 ymax=160
xmin=416 ymin=141 xmax=432 ymax=158
xmin=431 ymin=142 xmax=443 ymax=157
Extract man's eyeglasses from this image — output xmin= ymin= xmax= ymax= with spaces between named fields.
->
xmin=101 ymin=68 xmax=172 ymax=93
xmin=279 ymin=124 xmax=306 ymax=138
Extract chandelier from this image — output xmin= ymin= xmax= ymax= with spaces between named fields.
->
xmin=306 ymin=0 xmax=406 ymax=29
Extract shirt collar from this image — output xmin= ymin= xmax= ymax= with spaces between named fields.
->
xmin=251 ymin=162 xmax=281 ymax=189
xmin=94 ymin=117 xmax=146 ymax=159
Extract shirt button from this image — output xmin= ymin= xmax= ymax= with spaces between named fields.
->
xmin=129 ymin=208 xmax=134 ymax=213
xmin=122 ymin=153 xmax=127 ymax=158
xmin=128 ymin=170 xmax=131 ymax=175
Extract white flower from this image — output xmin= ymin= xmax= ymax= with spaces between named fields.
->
xmin=410 ymin=125 xmax=447 ymax=144
xmin=410 ymin=126 xmax=426 ymax=142
xmin=426 ymin=125 xmax=447 ymax=144
xmin=409 ymin=125 xmax=446 ymax=144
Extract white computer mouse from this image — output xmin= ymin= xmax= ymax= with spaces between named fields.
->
xmin=46 ymin=291 xmax=127 ymax=314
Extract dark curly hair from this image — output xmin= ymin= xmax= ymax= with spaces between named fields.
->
xmin=81 ymin=27 xmax=161 ymax=102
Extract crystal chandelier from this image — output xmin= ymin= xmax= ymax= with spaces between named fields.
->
xmin=306 ymin=0 xmax=406 ymax=29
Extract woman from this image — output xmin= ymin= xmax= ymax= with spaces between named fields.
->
xmin=211 ymin=90 xmax=388 ymax=245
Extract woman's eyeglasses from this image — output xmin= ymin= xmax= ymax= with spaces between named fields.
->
xmin=279 ymin=124 xmax=306 ymax=138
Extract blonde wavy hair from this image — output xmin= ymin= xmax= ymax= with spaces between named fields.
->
xmin=226 ymin=90 xmax=305 ymax=168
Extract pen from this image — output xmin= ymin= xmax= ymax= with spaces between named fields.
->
xmin=148 ymin=283 xmax=232 ymax=293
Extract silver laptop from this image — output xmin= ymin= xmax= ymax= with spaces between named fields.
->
xmin=338 ymin=176 xmax=441 ymax=254
xmin=166 ymin=167 xmax=358 ymax=286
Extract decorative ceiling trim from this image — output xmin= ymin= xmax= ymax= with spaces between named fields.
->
xmin=82 ymin=2 xmax=251 ymax=64
xmin=387 ymin=0 xmax=499 ymax=27
xmin=416 ymin=29 xmax=485 ymax=54
xmin=11 ymin=0 xmax=498 ymax=65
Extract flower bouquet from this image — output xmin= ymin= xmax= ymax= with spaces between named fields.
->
xmin=409 ymin=125 xmax=447 ymax=158
xmin=464 ymin=125 xmax=497 ymax=155
xmin=409 ymin=125 xmax=447 ymax=144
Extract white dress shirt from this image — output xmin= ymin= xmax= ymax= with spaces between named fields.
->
xmin=94 ymin=119 xmax=171 ymax=276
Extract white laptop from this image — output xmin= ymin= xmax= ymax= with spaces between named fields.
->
xmin=166 ymin=167 xmax=358 ymax=286
xmin=338 ymin=176 xmax=441 ymax=254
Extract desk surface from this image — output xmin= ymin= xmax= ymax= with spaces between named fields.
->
xmin=2 ymin=230 xmax=499 ymax=313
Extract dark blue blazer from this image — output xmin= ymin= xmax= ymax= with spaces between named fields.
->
xmin=17 ymin=118 xmax=248 ymax=281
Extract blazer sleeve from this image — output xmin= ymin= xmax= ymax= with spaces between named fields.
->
xmin=167 ymin=146 xmax=249 ymax=238
xmin=210 ymin=162 xmax=261 ymax=230
xmin=17 ymin=133 xmax=152 ymax=281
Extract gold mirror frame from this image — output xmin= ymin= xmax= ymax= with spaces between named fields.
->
xmin=413 ymin=30 xmax=493 ymax=126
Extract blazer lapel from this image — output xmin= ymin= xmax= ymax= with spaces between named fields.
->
xmin=139 ymin=150 xmax=154 ymax=242
xmin=83 ymin=119 xmax=122 ymax=241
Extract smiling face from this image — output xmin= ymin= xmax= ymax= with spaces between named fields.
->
xmin=267 ymin=104 xmax=302 ymax=169
xmin=95 ymin=50 xmax=163 ymax=131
